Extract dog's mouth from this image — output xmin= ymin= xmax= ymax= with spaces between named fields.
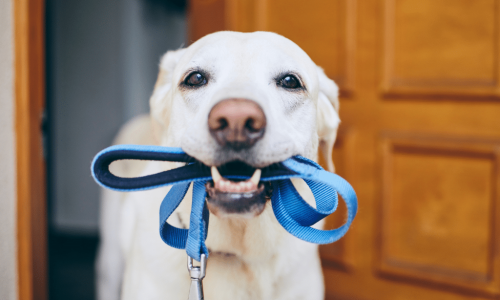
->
xmin=205 ymin=162 xmax=273 ymax=218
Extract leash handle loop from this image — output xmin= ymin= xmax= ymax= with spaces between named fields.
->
xmin=91 ymin=145 xmax=358 ymax=261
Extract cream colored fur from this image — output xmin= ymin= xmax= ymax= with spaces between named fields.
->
xmin=97 ymin=31 xmax=340 ymax=300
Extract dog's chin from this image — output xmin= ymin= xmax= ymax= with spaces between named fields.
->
xmin=204 ymin=161 xmax=273 ymax=219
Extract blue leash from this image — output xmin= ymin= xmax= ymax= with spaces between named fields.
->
xmin=91 ymin=144 xmax=357 ymax=262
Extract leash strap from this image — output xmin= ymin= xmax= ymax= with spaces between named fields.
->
xmin=91 ymin=144 xmax=358 ymax=261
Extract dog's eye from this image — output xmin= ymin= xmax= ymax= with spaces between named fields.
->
xmin=184 ymin=72 xmax=207 ymax=87
xmin=278 ymin=75 xmax=301 ymax=89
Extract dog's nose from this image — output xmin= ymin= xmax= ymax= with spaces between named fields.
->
xmin=208 ymin=99 xmax=266 ymax=150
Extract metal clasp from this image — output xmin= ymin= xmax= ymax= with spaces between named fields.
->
xmin=187 ymin=254 xmax=207 ymax=300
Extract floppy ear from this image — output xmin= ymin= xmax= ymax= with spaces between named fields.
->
xmin=150 ymin=48 xmax=187 ymax=144
xmin=316 ymin=67 xmax=340 ymax=173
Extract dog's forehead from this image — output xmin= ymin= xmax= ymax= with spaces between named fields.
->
xmin=177 ymin=32 xmax=317 ymax=78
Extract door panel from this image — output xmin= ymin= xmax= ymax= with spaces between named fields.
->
xmin=379 ymin=136 xmax=500 ymax=297
xmin=188 ymin=0 xmax=500 ymax=298
xmin=382 ymin=0 xmax=500 ymax=96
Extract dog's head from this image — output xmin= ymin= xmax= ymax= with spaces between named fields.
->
xmin=150 ymin=31 xmax=340 ymax=218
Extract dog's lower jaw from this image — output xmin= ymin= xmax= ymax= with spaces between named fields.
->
xmin=205 ymin=180 xmax=273 ymax=219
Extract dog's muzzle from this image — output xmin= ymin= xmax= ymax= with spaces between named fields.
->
xmin=205 ymin=98 xmax=272 ymax=217
xmin=205 ymin=162 xmax=273 ymax=218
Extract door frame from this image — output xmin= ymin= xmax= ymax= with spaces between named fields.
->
xmin=14 ymin=0 xmax=47 ymax=300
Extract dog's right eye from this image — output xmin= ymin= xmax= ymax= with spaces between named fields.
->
xmin=184 ymin=72 xmax=207 ymax=87
xmin=276 ymin=73 xmax=305 ymax=91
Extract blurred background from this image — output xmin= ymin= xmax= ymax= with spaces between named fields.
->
xmin=45 ymin=1 xmax=186 ymax=299
xmin=3 ymin=0 xmax=500 ymax=300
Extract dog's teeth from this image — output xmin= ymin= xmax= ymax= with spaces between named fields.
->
xmin=211 ymin=166 xmax=222 ymax=183
xmin=250 ymin=169 xmax=261 ymax=186
xmin=220 ymin=180 xmax=227 ymax=189
xmin=212 ymin=167 xmax=261 ymax=193
xmin=247 ymin=182 xmax=253 ymax=189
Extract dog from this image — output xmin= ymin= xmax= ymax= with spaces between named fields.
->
xmin=96 ymin=31 xmax=340 ymax=300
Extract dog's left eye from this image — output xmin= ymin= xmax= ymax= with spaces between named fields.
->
xmin=184 ymin=72 xmax=207 ymax=87
xmin=278 ymin=75 xmax=302 ymax=89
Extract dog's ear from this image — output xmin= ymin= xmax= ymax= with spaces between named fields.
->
xmin=150 ymin=48 xmax=187 ymax=144
xmin=316 ymin=67 xmax=340 ymax=173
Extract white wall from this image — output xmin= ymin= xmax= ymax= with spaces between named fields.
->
xmin=0 ymin=0 xmax=17 ymax=299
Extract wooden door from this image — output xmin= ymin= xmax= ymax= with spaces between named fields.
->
xmin=15 ymin=0 xmax=47 ymax=300
xmin=188 ymin=0 xmax=500 ymax=299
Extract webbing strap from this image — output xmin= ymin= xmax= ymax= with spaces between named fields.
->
xmin=91 ymin=144 xmax=358 ymax=261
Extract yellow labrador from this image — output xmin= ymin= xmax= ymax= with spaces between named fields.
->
xmin=97 ymin=31 xmax=340 ymax=300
